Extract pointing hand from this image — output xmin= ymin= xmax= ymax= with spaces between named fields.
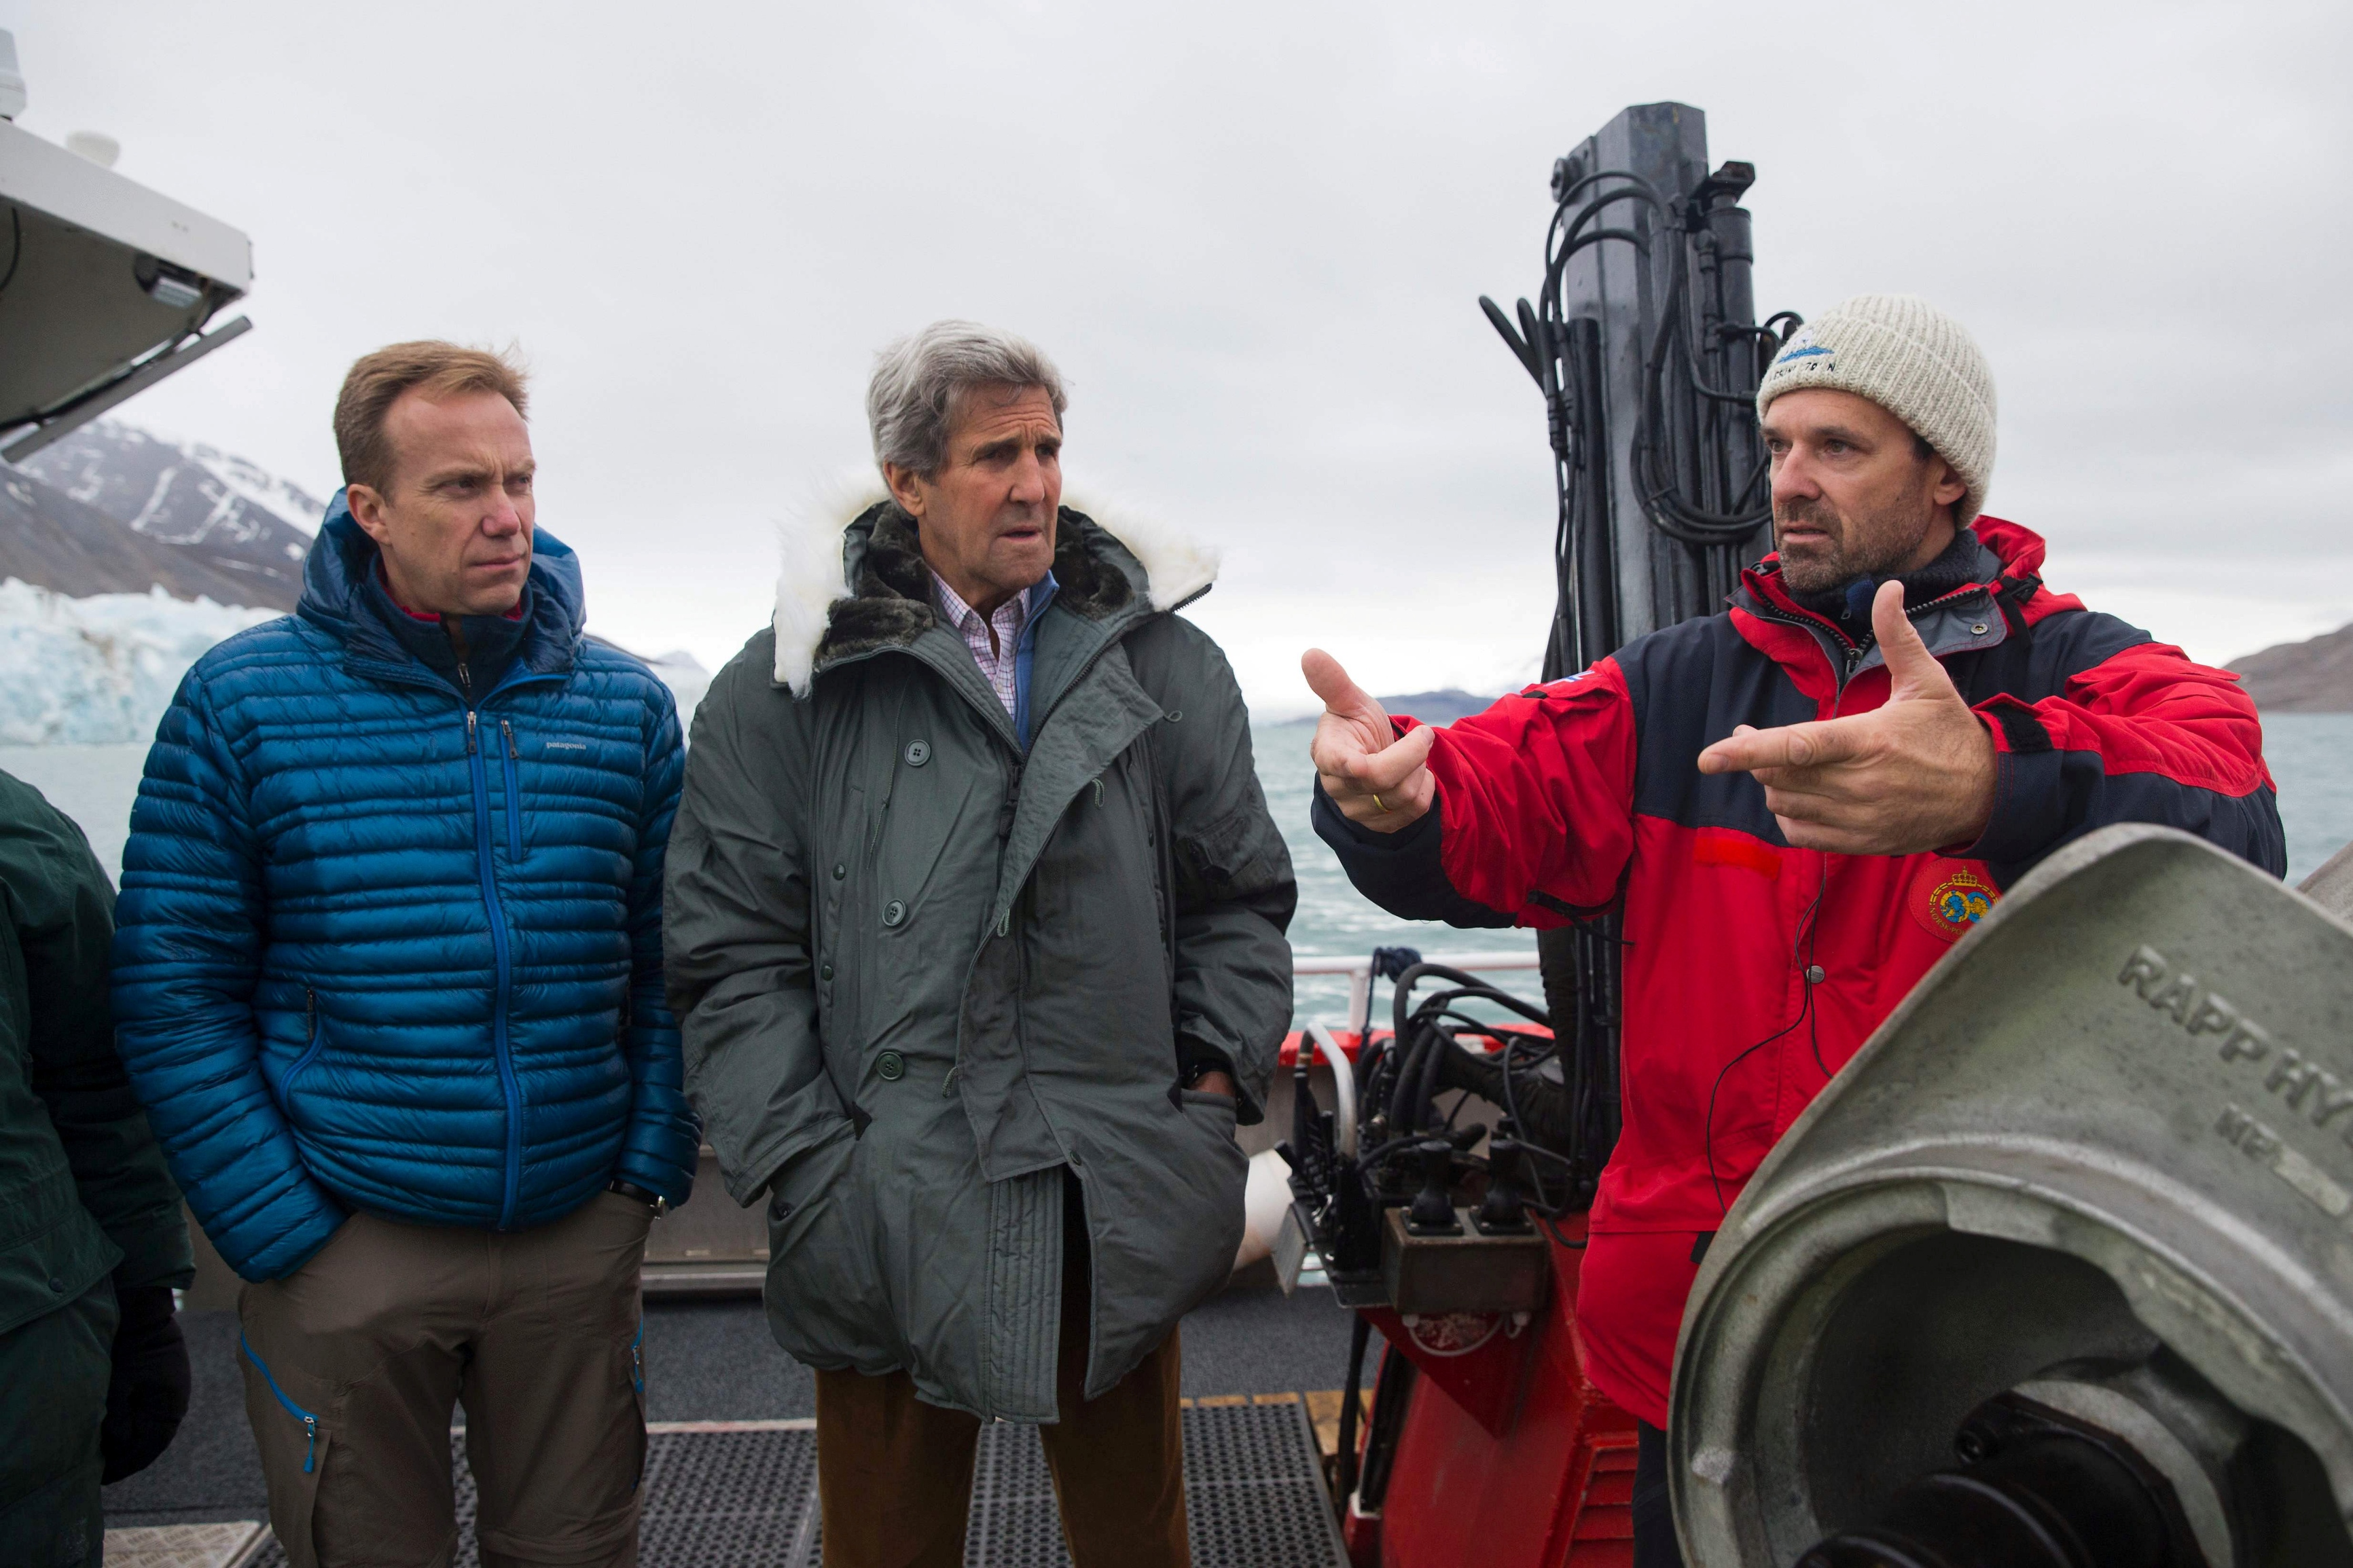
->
xmin=1302 ymin=649 xmax=1437 ymax=832
xmin=1696 ymin=581 xmax=1997 ymax=854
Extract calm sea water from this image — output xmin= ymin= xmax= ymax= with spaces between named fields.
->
xmin=9 ymin=713 xmax=2348 ymax=1026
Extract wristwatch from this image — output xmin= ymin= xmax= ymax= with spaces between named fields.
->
xmin=608 ymin=1179 xmax=668 ymax=1216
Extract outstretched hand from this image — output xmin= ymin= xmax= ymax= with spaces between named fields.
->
xmin=1303 ymin=649 xmax=1436 ymax=831
xmin=1696 ymin=580 xmax=1997 ymax=855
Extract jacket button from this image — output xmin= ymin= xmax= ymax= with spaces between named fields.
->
xmin=882 ymin=900 xmax=906 ymax=927
xmin=820 ymin=962 xmax=834 ymax=981
xmin=833 ymin=863 xmax=846 ymax=881
xmin=1971 ymin=622 xmax=1989 ymax=635
xmin=1806 ymin=964 xmax=1827 ymax=985
xmin=903 ymin=740 xmax=931 ymax=767
xmin=876 ymin=1051 xmax=905 ymax=1082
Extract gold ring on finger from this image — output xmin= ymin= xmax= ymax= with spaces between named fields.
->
xmin=1371 ymin=792 xmax=1386 ymax=812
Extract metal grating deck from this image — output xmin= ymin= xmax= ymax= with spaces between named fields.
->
xmin=248 ymin=1402 xmax=1345 ymax=1567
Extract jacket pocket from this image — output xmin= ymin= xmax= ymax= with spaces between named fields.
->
xmin=1165 ymin=1089 xmax=1249 ymax=1310
xmin=239 ymin=1328 xmax=331 ymax=1567
xmin=1178 ymin=1086 xmax=1242 ymax=1120
xmin=499 ymin=720 xmax=526 ymax=861
xmin=1175 ymin=1087 xmax=1247 ymax=1176
xmin=240 ymin=1329 xmax=321 ymax=1474
xmin=280 ymin=989 xmax=327 ymax=1112
xmin=628 ymin=1316 xmax=648 ymax=1493
xmin=761 ymin=1122 xmax=882 ymax=1367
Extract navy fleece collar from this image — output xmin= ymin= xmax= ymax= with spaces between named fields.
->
xmin=298 ymin=489 xmax=585 ymax=685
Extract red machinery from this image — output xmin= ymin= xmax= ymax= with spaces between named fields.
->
xmin=1346 ymin=1226 xmax=1639 ymax=1567
xmin=1274 ymin=1025 xmax=1639 ymax=1568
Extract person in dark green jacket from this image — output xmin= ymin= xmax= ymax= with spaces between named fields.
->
xmin=666 ymin=321 xmax=1296 ymax=1568
xmin=0 ymin=770 xmax=194 ymax=1567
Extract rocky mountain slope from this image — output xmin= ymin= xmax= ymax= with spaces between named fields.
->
xmin=12 ymin=422 xmax=322 ymax=610
xmin=0 ymin=424 xmax=707 ymax=744
xmin=2229 ymin=623 xmax=2353 ymax=712
xmin=0 ymin=466 xmax=286 ymax=608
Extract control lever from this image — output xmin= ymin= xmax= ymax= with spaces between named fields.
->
xmin=1475 ymin=1118 xmax=1534 ymax=1235
xmin=1406 ymin=1138 xmax=1463 ymax=1235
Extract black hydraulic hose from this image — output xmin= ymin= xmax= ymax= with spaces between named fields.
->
xmin=1392 ymin=966 xmax=1552 ymax=1031
xmin=1354 ymin=1346 xmax=1418 ymax=1512
xmin=1479 ymin=295 xmax=1540 ymax=382
xmin=1631 ymin=235 xmax=1776 ymax=543
xmin=1336 ymin=1312 xmax=1371 ymax=1504
xmin=1546 ymin=171 xmax=1668 ymax=274
xmin=1386 ymin=966 xmax=1553 ymax=1135
xmin=1520 ymin=162 xmax=1796 ymax=553
xmin=1352 ymin=1033 xmax=1386 ymax=1104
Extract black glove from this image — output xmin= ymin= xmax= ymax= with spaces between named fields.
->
xmin=101 ymin=1283 xmax=190 ymax=1483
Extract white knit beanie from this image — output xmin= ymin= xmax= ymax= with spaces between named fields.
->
xmin=1755 ymin=294 xmax=1997 ymax=524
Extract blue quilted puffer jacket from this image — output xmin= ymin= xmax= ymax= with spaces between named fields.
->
xmin=111 ymin=496 xmax=698 ymax=1281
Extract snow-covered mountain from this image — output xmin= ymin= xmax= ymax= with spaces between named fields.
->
xmin=0 ymin=464 xmax=283 ymax=608
xmin=0 ymin=424 xmax=707 ymax=744
xmin=18 ymin=422 xmax=323 ymax=610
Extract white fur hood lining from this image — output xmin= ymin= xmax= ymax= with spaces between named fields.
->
xmin=770 ymin=483 xmax=1218 ymax=695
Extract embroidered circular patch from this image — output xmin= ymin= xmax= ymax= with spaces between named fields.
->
xmin=1911 ymin=865 xmax=1997 ymax=942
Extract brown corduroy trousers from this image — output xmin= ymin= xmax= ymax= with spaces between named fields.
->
xmin=813 ymin=1173 xmax=1188 ymax=1568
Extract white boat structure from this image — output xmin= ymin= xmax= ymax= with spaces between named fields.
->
xmin=0 ymin=28 xmax=254 ymax=464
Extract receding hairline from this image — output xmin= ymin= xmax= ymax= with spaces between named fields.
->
xmin=334 ymin=340 xmax=530 ymax=494
xmin=374 ymin=386 xmax=534 ymax=494
xmin=387 ymin=393 xmax=536 ymax=481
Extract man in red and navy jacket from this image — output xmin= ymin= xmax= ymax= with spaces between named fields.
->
xmin=1304 ymin=294 xmax=2283 ymax=1566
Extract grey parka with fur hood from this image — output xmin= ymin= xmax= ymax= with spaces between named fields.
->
xmin=664 ymin=498 xmax=1295 ymax=1420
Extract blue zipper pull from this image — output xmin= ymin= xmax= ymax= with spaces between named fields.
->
xmin=302 ymin=1415 xmax=318 ymax=1473
xmin=467 ymin=710 xmax=480 ymax=755
xmin=501 ymin=718 xmax=519 ymax=759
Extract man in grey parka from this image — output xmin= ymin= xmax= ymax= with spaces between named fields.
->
xmin=664 ymin=321 xmax=1295 ymax=1568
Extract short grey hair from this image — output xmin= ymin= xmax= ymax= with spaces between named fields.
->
xmin=867 ymin=320 xmax=1068 ymax=479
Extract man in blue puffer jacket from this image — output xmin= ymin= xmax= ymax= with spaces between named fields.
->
xmin=112 ymin=342 xmax=698 ymax=1568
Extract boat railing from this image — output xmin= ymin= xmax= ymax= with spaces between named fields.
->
xmin=1293 ymin=949 xmax=1541 ymax=1036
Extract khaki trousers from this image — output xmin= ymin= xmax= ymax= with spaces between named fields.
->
xmin=237 ymin=1193 xmax=653 ymax=1568
xmin=814 ymin=1173 xmax=1188 ymax=1568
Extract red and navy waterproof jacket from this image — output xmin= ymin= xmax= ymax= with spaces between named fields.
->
xmin=1312 ymin=517 xmax=2284 ymax=1425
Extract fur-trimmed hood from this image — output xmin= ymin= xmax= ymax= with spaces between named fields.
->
xmin=771 ymin=486 xmax=1218 ymax=695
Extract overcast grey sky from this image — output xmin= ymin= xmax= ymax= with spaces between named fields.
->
xmin=7 ymin=1 xmax=2347 ymax=712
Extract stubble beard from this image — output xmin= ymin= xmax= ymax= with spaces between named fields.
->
xmin=1773 ymin=495 xmax=1937 ymax=596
